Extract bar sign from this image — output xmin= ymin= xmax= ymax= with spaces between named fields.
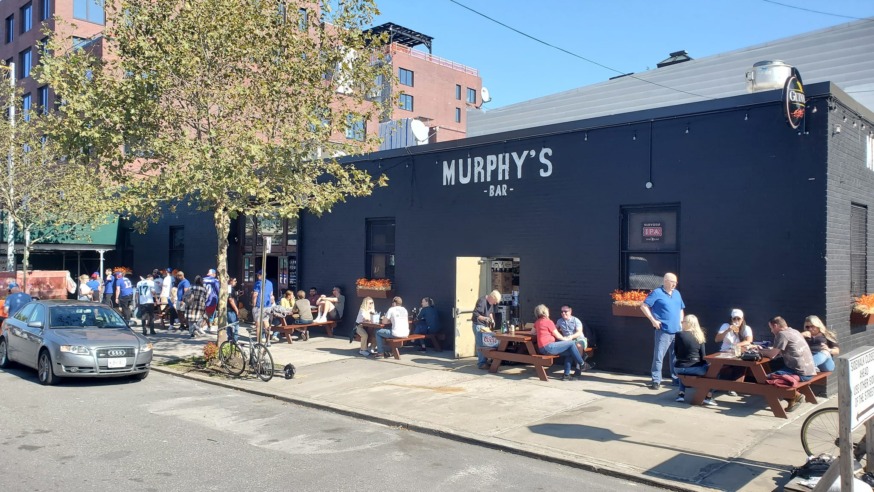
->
xmin=642 ymin=222 xmax=663 ymax=242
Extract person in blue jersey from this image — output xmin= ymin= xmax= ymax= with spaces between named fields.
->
xmin=114 ymin=271 xmax=135 ymax=324
xmin=251 ymin=270 xmax=274 ymax=342
xmin=136 ymin=272 xmax=157 ymax=335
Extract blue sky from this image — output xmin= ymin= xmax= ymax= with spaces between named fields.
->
xmin=372 ymin=0 xmax=874 ymax=108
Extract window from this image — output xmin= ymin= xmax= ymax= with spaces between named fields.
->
xmin=345 ymin=114 xmax=365 ymax=141
xmin=169 ymin=226 xmax=184 ymax=272
xmin=851 ymin=204 xmax=868 ymax=297
xmin=37 ymin=86 xmax=48 ymax=113
xmin=366 ymin=218 xmax=395 ymax=281
xmin=4 ymin=15 xmax=13 ymax=44
xmin=455 ymin=84 xmax=461 ymax=100
xmin=398 ymin=67 xmax=413 ymax=87
xmin=19 ymin=48 xmax=32 ymax=79
xmin=454 ymin=107 xmax=461 ymax=123
xmin=399 ymin=93 xmax=413 ymax=112
xmin=73 ymin=0 xmax=104 ymax=25
xmin=21 ymin=3 xmax=33 ymax=32
xmin=22 ymin=93 xmax=31 ymax=121
xmin=39 ymin=0 xmax=51 ymax=22
xmin=298 ymin=8 xmax=308 ymax=30
xmin=467 ymin=87 xmax=476 ymax=104
xmin=620 ymin=205 xmax=679 ymax=290
xmin=867 ymin=134 xmax=874 ymax=172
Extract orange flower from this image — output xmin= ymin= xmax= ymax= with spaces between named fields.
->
xmin=356 ymin=278 xmax=392 ymax=290
xmin=854 ymin=294 xmax=874 ymax=316
xmin=611 ymin=289 xmax=649 ymax=305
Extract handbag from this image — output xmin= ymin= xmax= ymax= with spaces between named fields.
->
xmin=740 ymin=350 xmax=762 ymax=361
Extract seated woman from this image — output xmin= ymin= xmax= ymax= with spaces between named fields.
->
xmin=801 ymin=315 xmax=839 ymax=372
xmin=293 ymin=290 xmax=314 ymax=325
xmin=354 ymin=297 xmax=376 ymax=356
xmin=277 ymin=290 xmax=296 ymax=325
xmin=533 ymin=304 xmax=583 ymax=381
xmin=715 ymin=308 xmax=753 ymax=352
xmin=674 ymin=314 xmax=716 ymax=406
xmin=413 ymin=297 xmax=439 ymax=352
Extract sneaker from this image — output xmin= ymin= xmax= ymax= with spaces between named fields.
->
xmin=560 ymin=374 xmax=570 ymax=381
xmin=358 ymin=350 xmax=371 ymax=357
xmin=727 ymin=390 xmax=738 ymax=397
xmin=671 ymin=378 xmax=680 ymax=386
xmin=787 ymin=394 xmax=805 ymax=412
xmin=675 ymin=393 xmax=685 ymax=402
xmin=573 ymin=367 xmax=582 ymax=379
xmin=648 ymin=382 xmax=660 ymax=390
xmin=702 ymin=398 xmax=717 ymax=407
xmin=477 ymin=362 xmax=489 ymax=370
xmin=370 ymin=348 xmax=378 ymax=354
xmin=383 ymin=352 xmax=391 ymax=359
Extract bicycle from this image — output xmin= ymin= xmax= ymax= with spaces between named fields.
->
xmin=800 ymin=407 xmax=867 ymax=462
xmin=218 ymin=325 xmax=274 ymax=382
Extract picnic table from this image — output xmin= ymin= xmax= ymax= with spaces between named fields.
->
xmin=359 ymin=321 xmax=424 ymax=360
xmin=479 ymin=330 xmax=559 ymax=381
xmin=679 ymin=352 xmax=830 ymax=418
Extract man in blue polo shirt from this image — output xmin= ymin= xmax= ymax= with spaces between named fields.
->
xmin=640 ymin=272 xmax=685 ymax=390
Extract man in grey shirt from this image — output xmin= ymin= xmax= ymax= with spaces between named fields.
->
xmin=315 ymin=286 xmax=344 ymax=322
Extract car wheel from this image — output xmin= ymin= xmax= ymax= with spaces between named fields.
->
xmin=132 ymin=370 xmax=149 ymax=381
xmin=0 ymin=338 xmax=10 ymax=368
xmin=38 ymin=350 xmax=57 ymax=386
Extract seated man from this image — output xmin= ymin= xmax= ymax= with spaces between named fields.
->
xmin=307 ymin=287 xmax=320 ymax=307
xmin=555 ymin=305 xmax=587 ymax=370
xmin=755 ymin=316 xmax=817 ymax=412
xmin=314 ymin=286 xmax=344 ymax=323
xmin=375 ymin=296 xmax=409 ymax=358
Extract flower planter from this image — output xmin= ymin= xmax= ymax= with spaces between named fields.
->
xmin=357 ymin=288 xmax=394 ymax=299
xmin=612 ymin=303 xmax=645 ymax=317
xmin=850 ymin=310 xmax=874 ymax=326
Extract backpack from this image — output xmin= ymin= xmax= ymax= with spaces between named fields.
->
xmin=790 ymin=454 xmax=835 ymax=479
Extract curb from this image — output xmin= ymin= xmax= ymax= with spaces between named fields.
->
xmin=153 ymin=363 xmax=713 ymax=492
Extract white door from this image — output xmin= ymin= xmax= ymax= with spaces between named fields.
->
xmin=454 ymin=257 xmax=489 ymax=359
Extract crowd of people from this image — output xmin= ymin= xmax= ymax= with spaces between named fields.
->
xmin=640 ymin=272 xmax=838 ymax=412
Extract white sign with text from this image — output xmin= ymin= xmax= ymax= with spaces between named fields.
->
xmin=848 ymin=346 xmax=874 ymax=429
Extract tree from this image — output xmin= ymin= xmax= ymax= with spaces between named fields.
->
xmin=39 ymin=0 xmax=393 ymax=337
xmin=0 ymin=63 xmax=115 ymax=289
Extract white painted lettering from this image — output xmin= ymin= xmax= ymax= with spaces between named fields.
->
xmin=539 ymin=148 xmax=553 ymax=177
xmin=511 ymin=151 xmax=527 ymax=179
xmin=485 ymin=155 xmax=497 ymax=182
xmin=474 ymin=156 xmax=485 ymax=183
xmin=442 ymin=160 xmax=455 ymax=186
xmin=497 ymin=153 xmax=509 ymax=181
xmin=459 ymin=157 xmax=471 ymax=184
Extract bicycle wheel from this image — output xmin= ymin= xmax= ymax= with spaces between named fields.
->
xmin=252 ymin=343 xmax=274 ymax=382
xmin=218 ymin=341 xmax=246 ymax=377
xmin=801 ymin=407 xmax=867 ymax=459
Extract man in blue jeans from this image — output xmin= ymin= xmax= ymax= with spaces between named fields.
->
xmin=640 ymin=272 xmax=685 ymax=390
xmin=472 ymin=290 xmax=501 ymax=370
xmin=755 ymin=316 xmax=816 ymax=412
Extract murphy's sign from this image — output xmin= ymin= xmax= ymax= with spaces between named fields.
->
xmin=783 ymin=68 xmax=805 ymax=130
xmin=442 ymin=147 xmax=553 ymax=197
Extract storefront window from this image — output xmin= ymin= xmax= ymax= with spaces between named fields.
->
xmin=620 ymin=205 xmax=679 ymax=290
xmin=366 ymin=218 xmax=395 ymax=281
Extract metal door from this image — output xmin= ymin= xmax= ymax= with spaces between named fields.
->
xmin=454 ymin=257 xmax=489 ymax=359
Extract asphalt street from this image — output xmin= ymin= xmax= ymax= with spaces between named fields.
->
xmin=0 ymin=368 xmax=661 ymax=492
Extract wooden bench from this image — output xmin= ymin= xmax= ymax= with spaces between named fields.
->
xmin=679 ymin=371 xmax=830 ymax=419
xmin=385 ymin=334 xmax=426 ymax=359
xmin=271 ymin=320 xmax=337 ymax=343
xmin=481 ymin=348 xmax=560 ymax=381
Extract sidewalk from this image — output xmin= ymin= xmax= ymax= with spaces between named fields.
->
xmin=147 ymin=325 xmax=820 ymax=491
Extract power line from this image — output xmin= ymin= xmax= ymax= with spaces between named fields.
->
xmin=761 ymin=0 xmax=871 ymax=20
xmin=447 ymin=0 xmax=714 ymax=100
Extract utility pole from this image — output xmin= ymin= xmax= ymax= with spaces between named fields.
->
xmin=2 ymin=62 xmax=15 ymax=272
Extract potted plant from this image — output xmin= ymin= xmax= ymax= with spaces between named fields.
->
xmin=851 ymin=294 xmax=874 ymax=326
xmin=610 ymin=289 xmax=649 ymax=317
xmin=356 ymin=278 xmax=394 ymax=298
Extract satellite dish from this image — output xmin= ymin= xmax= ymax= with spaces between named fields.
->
xmin=481 ymin=87 xmax=492 ymax=104
xmin=410 ymin=119 xmax=429 ymax=145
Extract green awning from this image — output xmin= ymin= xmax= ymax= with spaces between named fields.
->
xmin=0 ymin=217 xmax=118 ymax=251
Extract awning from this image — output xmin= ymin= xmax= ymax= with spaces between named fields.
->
xmin=0 ymin=216 xmax=118 ymax=252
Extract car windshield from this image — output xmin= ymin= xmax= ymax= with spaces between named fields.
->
xmin=49 ymin=305 xmax=128 ymax=329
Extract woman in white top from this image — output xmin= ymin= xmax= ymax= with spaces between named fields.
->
xmin=354 ymin=297 xmax=376 ymax=357
xmin=715 ymin=308 xmax=754 ymax=352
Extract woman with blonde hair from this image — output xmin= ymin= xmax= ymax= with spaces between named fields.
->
xmin=77 ymin=274 xmax=93 ymax=301
xmin=674 ymin=314 xmax=715 ymax=406
xmin=801 ymin=315 xmax=839 ymax=372
xmin=354 ymin=297 xmax=376 ymax=356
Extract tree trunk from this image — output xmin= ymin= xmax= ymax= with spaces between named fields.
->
xmin=214 ymin=205 xmax=230 ymax=347
xmin=22 ymin=226 xmax=29 ymax=294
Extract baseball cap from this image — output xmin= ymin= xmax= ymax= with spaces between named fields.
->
xmin=8 ymin=281 xmax=18 ymax=288
xmin=91 ymin=272 xmax=99 ymax=279
xmin=731 ymin=308 xmax=744 ymax=319
xmin=207 ymin=268 xmax=217 ymax=276
xmin=115 ymin=272 xmax=124 ymax=278
xmin=256 ymin=269 xmax=263 ymax=275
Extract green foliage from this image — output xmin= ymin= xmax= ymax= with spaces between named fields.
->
xmin=37 ymin=0 xmax=393 ymax=326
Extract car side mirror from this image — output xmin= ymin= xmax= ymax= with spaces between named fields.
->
xmin=27 ymin=320 xmax=44 ymax=329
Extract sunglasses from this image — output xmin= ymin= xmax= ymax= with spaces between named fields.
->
xmin=804 ymin=325 xmax=815 ymax=329
xmin=561 ymin=310 xmax=571 ymax=313
xmin=731 ymin=317 xmax=742 ymax=321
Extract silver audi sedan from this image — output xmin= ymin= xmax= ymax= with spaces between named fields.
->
xmin=0 ymin=300 xmax=152 ymax=385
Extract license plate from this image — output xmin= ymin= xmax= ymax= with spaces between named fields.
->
xmin=107 ymin=358 xmax=126 ymax=368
